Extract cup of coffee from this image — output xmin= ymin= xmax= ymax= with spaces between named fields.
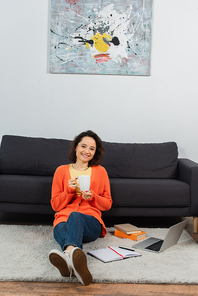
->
xmin=78 ymin=175 xmax=90 ymax=191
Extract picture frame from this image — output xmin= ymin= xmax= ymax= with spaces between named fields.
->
xmin=49 ymin=0 xmax=153 ymax=75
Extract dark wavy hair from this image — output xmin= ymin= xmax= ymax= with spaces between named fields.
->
xmin=68 ymin=130 xmax=104 ymax=166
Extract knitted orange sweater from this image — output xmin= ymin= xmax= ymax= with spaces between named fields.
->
xmin=51 ymin=164 xmax=112 ymax=237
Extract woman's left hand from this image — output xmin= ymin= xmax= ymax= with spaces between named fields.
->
xmin=81 ymin=190 xmax=92 ymax=200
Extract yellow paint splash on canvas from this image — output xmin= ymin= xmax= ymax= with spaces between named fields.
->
xmin=91 ymin=32 xmax=112 ymax=53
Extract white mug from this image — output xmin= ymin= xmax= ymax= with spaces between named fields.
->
xmin=78 ymin=175 xmax=90 ymax=191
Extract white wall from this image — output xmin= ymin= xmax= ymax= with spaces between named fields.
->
xmin=0 ymin=0 xmax=198 ymax=161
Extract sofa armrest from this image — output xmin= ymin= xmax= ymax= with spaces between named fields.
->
xmin=178 ymin=158 xmax=198 ymax=216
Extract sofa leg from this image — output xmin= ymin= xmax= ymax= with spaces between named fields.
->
xmin=193 ymin=217 xmax=198 ymax=233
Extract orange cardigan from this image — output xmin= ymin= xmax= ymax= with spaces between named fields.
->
xmin=51 ymin=164 xmax=112 ymax=237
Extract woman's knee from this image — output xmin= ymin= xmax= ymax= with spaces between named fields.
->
xmin=68 ymin=212 xmax=84 ymax=223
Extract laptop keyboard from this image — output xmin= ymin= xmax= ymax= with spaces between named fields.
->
xmin=145 ymin=240 xmax=164 ymax=251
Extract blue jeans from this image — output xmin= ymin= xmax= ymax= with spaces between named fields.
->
xmin=53 ymin=212 xmax=102 ymax=251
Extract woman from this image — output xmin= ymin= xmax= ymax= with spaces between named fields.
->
xmin=49 ymin=130 xmax=112 ymax=286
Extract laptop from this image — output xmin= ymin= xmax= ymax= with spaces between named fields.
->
xmin=133 ymin=220 xmax=187 ymax=253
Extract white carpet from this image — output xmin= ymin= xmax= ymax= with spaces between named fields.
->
xmin=0 ymin=224 xmax=198 ymax=284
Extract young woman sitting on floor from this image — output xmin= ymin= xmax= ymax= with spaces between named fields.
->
xmin=49 ymin=130 xmax=112 ymax=286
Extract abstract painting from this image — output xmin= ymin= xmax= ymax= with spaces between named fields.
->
xmin=49 ymin=0 xmax=153 ymax=75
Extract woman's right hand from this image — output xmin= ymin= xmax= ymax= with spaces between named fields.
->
xmin=68 ymin=178 xmax=77 ymax=189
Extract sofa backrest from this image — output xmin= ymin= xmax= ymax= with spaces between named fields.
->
xmin=0 ymin=135 xmax=71 ymax=176
xmin=0 ymin=135 xmax=178 ymax=179
xmin=101 ymin=141 xmax=178 ymax=179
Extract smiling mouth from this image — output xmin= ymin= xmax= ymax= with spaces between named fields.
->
xmin=82 ymin=154 xmax=90 ymax=158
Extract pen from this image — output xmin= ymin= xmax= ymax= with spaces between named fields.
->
xmin=119 ymin=246 xmax=135 ymax=252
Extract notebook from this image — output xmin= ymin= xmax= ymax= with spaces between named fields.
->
xmin=133 ymin=220 xmax=187 ymax=253
xmin=87 ymin=246 xmax=141 ymax=263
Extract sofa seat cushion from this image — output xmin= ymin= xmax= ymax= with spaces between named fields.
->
xmin=102 ymin=141 xmax=178 ymax=179
xmin=0 ymin=175 xmax=52 ymax=205
xmin=110 ymin=178 xmax=190 ymax=207
xmin=0 ymin=135 xmax=71 ymax=176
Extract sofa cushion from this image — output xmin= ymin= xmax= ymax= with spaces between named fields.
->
xmin=109 ymin=178 xmax=190 ymax=207
xmin=0 ymin=136 xmax=178 ymax=179
xmin=101 ymin=141 xmax=178 ymax=178
xmin=0 ymin=175 xmax=53 ymax=205
xmin=0 ymin=135 xmax=71 ymax=176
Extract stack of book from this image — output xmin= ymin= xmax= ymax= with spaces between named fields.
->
xmin=114 ymin=223 xmax=146 ymax=241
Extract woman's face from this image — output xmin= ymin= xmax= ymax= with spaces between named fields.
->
xmin=75 ymin=136 xmax=96 ymax=164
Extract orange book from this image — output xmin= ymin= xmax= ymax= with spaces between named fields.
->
xmin=114 ymin=229 xmax=146 ymax=241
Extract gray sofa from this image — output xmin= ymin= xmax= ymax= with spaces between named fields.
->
xmin=0 ymin=135 xmax=198 ymax=232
